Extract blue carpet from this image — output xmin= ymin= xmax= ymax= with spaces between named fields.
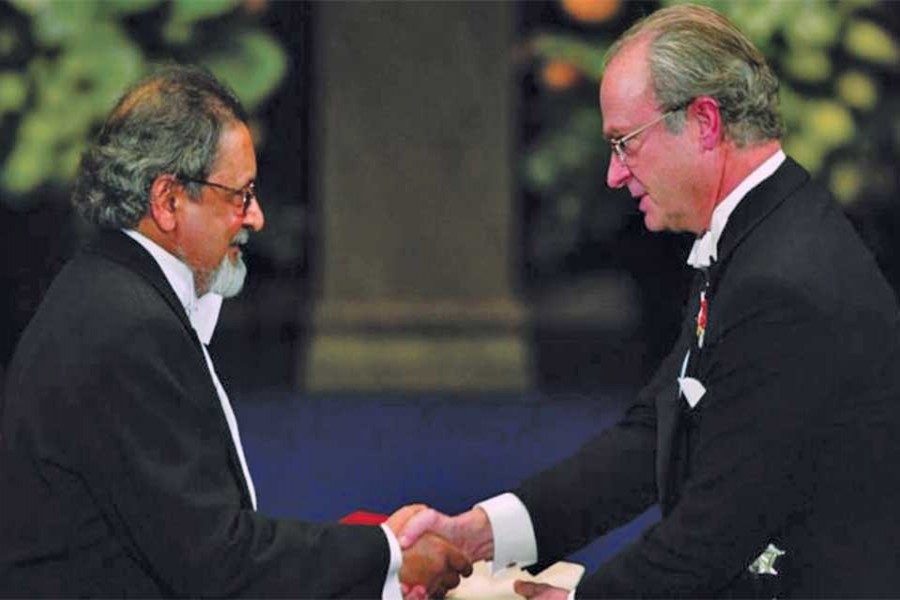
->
xmin=233 ymin=390 xmax=660 ymax=573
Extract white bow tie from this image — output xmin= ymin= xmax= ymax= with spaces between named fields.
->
xmin=189 ymin=293 xmax=223 ymax=345
xmin=686 ymin=230 xmax=717 ymax=269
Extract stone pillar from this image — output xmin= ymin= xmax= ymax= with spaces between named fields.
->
xmin=303 ymin=1 xmax=530 ymax=391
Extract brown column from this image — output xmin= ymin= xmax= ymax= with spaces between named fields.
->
xmin=303 ymin=1 xmax=530 ymax=391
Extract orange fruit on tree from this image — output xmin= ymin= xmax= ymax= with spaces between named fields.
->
xmin=561 ymin=0 xmax=622 ymax=24
xmin=542 ymin=60 xmax=581 ymax=91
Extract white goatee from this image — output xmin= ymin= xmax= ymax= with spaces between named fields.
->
xmin=209 ymin=229 xmax=250 ymax=298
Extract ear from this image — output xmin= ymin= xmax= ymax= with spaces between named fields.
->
xmin=148 ymin=174 xmax=181 ymax=233
xmin=690 ymin=96 xmax=722 ymax=151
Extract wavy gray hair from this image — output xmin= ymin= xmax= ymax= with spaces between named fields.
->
xmin=72 ymin=65 xmax=247 ymax=229
xmin=606 ymin=4 xmax=782 ymax=146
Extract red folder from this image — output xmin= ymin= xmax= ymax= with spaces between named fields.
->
xmin=340 ymin=510 xmax=388 ymax=525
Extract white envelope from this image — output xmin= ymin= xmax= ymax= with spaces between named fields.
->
xmin=448 ymin=560 xmax=584 ymax=600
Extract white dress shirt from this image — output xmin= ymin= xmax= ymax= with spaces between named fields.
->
xmin=479 ymin=149 xmax=787 ymax=595
xmin=122 ymin=230 xmax=402 ymax=598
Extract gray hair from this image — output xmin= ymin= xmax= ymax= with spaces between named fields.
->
xmin=607 ymin=4 xmax=782 ymax=146
xmin=72 ymin=65 xmax=248 ymax=229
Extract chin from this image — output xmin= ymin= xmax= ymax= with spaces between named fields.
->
xmin=209 ymin=255 xmax=248 ymax=298
xmin=643 ymin=214 xmax=665 ymax=232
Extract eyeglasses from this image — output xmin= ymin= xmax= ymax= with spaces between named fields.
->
xmin=608 ymin=104 xmax=687 ymax=164
xmin=180 ymin=177 xmax=257 ymax=216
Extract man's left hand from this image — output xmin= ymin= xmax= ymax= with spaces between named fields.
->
xmin=514 ymin=580 xmax=570 ymax=600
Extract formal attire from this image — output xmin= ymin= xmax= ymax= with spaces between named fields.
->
xmin=483 ymin=153 xmax=900 ymax=597
xmin=1 ymin=230 xmax=399 ymax=598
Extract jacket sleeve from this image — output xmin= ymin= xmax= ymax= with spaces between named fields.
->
xmin=514 ymin=317 xmax=693 ymax=572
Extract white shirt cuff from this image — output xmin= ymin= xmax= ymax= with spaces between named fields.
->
xmin=476 ymin=492 xmax=538 ymax=575
xmin=380 ymin=523 xmax=403 ymax=600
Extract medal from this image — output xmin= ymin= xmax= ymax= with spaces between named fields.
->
xmin=696 ymin=290 xmax=708 ymax=348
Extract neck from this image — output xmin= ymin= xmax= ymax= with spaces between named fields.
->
xmin=697 ymin=139 xmax=781 ymax=233
xmin=135 ymin=218 xmax=207 ymax=296
xmin=136 ymin=218 xmax=176 ymax=256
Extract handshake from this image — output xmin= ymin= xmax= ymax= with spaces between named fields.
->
xmin=384 ymin=504 xmax=567 ymax=600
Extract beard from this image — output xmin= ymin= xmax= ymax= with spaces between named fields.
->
xmin=207 ymin=229 xmax=250 ymax=298
xmin=209 ymin=251 xmax=247 ymax=298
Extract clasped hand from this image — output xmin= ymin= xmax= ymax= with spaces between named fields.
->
xmin=386 ymin=505 xmax=473 ymax=599
xmin=390 ymin=505 xmax=570 ymax=600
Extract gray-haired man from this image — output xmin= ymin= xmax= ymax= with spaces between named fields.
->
xmin=1 ymin=65 xmax=470 ymax=598
xmin=400 ymin=5 xmax=900 ymax=598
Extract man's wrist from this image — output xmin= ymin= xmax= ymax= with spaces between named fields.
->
xmin=460 ymin=507 xmax=495 ymax=562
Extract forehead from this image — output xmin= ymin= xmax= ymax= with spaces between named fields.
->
xmin=599 ymin=36 xmax=658 ymax=136
xmin=209 ymin=121 xmax=257 ymax=183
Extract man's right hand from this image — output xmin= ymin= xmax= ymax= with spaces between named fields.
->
xmin=398 ymin=507 xmax=495 ymax=565
xmin=401 ymin=531 xmax=472 ymax=598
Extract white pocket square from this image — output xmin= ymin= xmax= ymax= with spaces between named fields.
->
xmin=677 ymin=377 xmax=706 ymax=408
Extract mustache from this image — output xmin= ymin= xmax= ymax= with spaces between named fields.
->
xmin=230 ymin=228 xmax=250 ymax=246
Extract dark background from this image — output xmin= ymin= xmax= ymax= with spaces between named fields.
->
xmin=2 ymin=0 xmax=898 ymax=395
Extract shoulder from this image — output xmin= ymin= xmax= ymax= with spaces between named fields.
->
xmin=725 ymin=179 xmax=895 ymax=317
xmin=9 ymin=251 xmax=196 ymax=384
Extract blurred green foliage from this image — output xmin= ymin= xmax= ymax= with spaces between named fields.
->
xmin=0 ymin=0 xmax=287 ymax=209
xmin=525 ymin=0 xmax=900 ymax=268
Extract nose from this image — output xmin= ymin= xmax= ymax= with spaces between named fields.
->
xmin=606 ymin=152 xmax=632 ymax=189
xmin=243 ymin=195 xmax=265 ymax=231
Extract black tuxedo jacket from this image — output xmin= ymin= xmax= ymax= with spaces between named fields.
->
xmin=0 ymin=232 xmax=388 ymax=597
xmin=517 ymin=158 xmax=900 ymax=597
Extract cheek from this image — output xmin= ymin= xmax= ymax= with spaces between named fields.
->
xmin=650 ymin=150 xmax=694 ymax=196
xmin=187 ymin=218 xmax=236 ymax=264
xmin=207 ymin=213 xmax=243 ymax=246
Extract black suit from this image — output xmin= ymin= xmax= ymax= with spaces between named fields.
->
xmin=516 ymin=158 xmax=900 ymax=597
xmin=1 ymin=232 xmax=388 ymax=597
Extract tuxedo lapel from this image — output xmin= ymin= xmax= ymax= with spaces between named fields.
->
xmin=84 ymin=230 xmax=254 ymax=509
xmin=655 ymin=381 xmax=681 ymax=511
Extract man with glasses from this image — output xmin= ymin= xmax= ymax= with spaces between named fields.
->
xmin=0 ymin=65 xmax=471 ymax=597
xmin=398 ymin=5 xmax=900 ymax=598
